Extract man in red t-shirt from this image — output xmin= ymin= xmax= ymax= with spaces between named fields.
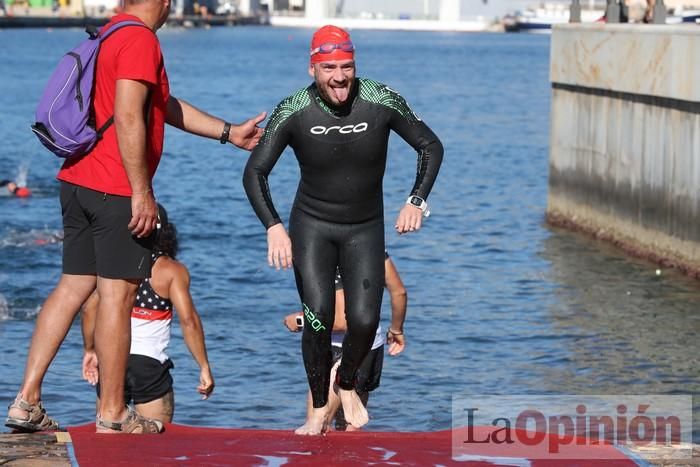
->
xmin=6 ymin=0 xmax=265 ymax=434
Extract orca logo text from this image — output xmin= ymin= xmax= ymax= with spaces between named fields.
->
xmin=310 ymin=122 xmax=368 ymax=135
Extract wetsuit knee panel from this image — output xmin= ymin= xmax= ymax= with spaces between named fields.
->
xmin=345 ymin=312 xmax=380 ymax=335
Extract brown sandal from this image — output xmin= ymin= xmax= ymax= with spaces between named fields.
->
xmin=5 ymin=394 xmax=60 ymax=433
xmin=96 ymin=406 xmax=164 ymax=434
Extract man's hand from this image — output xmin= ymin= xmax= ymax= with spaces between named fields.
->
xmin=197 ymin=367 xmax=215 ymax=400
xmin=82 ymin=350 xmax=99 ymax=386
xmin=284 ymin=312 xmax=302 ymax=332
xmin=387 ymin=329 xmax=406 ymax=356
xmin=229 ymin=112 xmax=267 ymax=151
xmin=267 ymin=223 xmax=292 ymax=270
xmin=394 ymin=204 xmax=424 ymax=235
xmin=128 ymin=190 xmax=158 ymax=238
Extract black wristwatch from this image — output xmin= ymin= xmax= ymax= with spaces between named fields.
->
xmin=219 ymin=122 xmax=231 ymax=144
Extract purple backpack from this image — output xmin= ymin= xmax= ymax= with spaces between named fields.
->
xmin=31 ymin=21 xmax=148 ymax=159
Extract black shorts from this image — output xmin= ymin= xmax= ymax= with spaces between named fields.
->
xmin=60 ymin=181 xmax=153 ymax=279
xmin=332 ymin=344 xmax=384 ymax=393
xmin=97 ymin=355 xmax=174 ymax=405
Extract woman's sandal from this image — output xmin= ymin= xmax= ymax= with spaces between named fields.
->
xmin=5 ymin=394 xmax=60 ymax=433
xmin=96 ymin=406 xmax=164 ymax=434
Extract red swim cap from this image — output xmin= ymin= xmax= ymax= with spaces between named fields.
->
xmin=15 ymin=187 xmax=31 ymax=198
xmin=310 ymin=25 xmax=354 ymax=64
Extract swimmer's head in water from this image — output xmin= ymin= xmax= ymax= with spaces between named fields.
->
xmin=155 ymin=204 xmax=178 ymax=259
xmin=15 ymin=187 xmax=31 ymax=198
xmin=0 ymin=180 xmax=30 ymax=197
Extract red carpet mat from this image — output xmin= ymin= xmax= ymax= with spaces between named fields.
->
xmin=67 ymin=424 xmax=640 ymax=466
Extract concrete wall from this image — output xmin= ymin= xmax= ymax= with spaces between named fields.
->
xmin=305 ymin=0 xmax=336 ymax=18
xmin=548 ymin=23 xmax=700 ymax=273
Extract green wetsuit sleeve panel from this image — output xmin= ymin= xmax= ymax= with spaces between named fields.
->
xmin=243 ymin=90 xmax=309 ymax=229
xmin=360 ymin=79 xmax=444 ymax=200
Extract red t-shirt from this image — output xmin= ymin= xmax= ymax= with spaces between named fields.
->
xmin=57 ymin=14 xmax=170 ymax=196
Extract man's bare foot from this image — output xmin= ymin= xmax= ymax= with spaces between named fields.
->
xmin=294 ymin=407 xmax=330 ymax=435
xmin=338 ymin=388 xmax=369 ymax=429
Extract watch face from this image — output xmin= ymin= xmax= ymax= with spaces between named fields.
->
xmin=410 ymin=197 xmax=422 ymax=207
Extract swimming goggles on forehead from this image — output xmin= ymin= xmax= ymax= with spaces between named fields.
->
xmin=310 ymin=40 xmax=355 ymax=56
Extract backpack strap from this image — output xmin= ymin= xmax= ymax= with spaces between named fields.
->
xmin=92 ymin=20 xmax=154 ymax=139
xmin=96 ymin=116 xmax=115 ymax=136
xmin=97 ymin=20 xmax=151 ymax=42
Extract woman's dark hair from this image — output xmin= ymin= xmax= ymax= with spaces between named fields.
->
xmin=155 ymin=222 xmax=179 ymax=259
xmin=155 ymin=204 xmax=179 ymax=259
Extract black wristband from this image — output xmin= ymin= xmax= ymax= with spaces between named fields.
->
xmin=219 ymin=122 xmax=231 ymax=144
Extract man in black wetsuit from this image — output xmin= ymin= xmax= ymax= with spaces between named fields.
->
xmin=243 ymin=25 xmax=443 ymax=435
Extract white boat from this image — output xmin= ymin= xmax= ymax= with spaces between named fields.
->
xmin=505 ymin=1 xmax=700 ymax=32
xmin=504 ymin=3 xmax=604 ymax=32
xmin=666 ymin=6 xmax=700 ymax=23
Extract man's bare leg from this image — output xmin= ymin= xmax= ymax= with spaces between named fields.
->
xmin=295 ymin=360 xmax=341 ymax=435
xmin=303 ymin=391 xmax=313 ymax=423
xmin=135 ymin=390 xmax=174 ymax=423
xmin=94 ymin=277 xmax=138 ymax=428
xmin=326 ymin=390 xmax=342 ymax=429
xmin=325 ymin=360 xmax=342 ymax=429
xmin=8 ymin=274 xmax=96 ymax=421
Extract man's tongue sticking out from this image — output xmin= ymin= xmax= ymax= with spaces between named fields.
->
xmin=332 ymin=85 xmax=349 ymax=103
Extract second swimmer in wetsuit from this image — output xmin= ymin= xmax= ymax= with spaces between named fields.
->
xmin=243 ymin=25 xmax=443 ymax=435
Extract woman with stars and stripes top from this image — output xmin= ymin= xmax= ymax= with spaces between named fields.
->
xmin=81 ymin=204 xmax=214 ymax=424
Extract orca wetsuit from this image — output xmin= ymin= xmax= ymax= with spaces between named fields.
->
xmin=243 ymin=78 xmax=443 ymax=407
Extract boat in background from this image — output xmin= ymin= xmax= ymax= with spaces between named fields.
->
xmin=503 ymin=2 xmax=604 ymax=32
xmin=505 ymin=1 xmax=700 ymax=32
xmin=666 ymin=6 xmax=700 ymax=22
